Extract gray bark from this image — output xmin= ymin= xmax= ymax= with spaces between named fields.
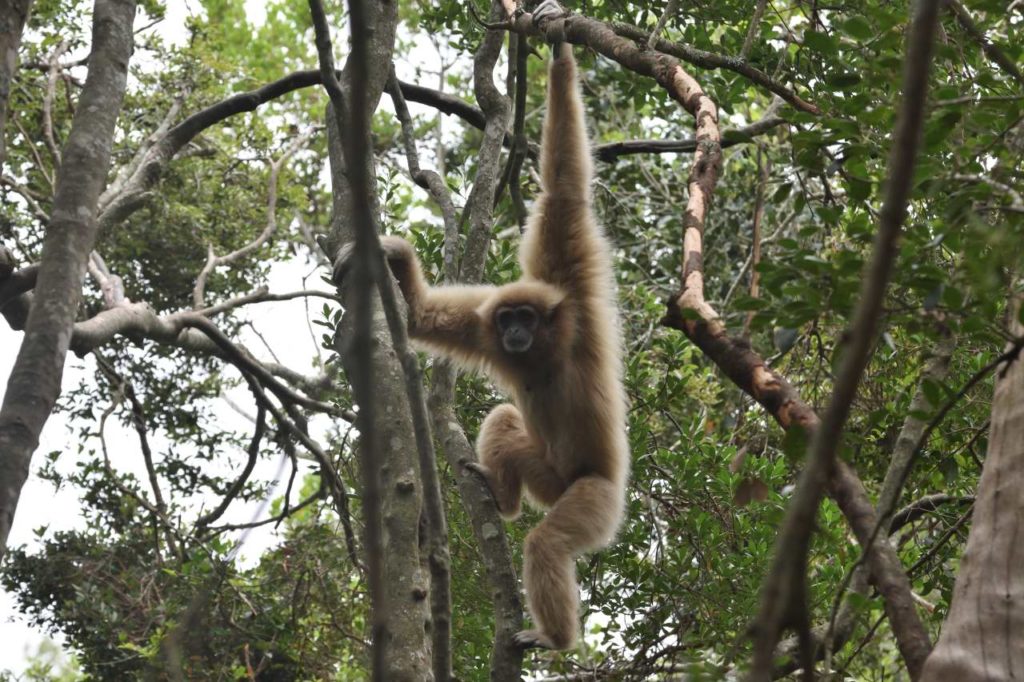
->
xmin=322 ymin=1 xmax=432 ymax=679
xmin=920 ymin=301 xmax=1024 ymax=680
xmin=0 ymin=0 xmax=32 ymax=171
xmin=0 ymin=0 xmax=137 ymax=558
xmin=425 ymin=2 xmax=525 ymax=679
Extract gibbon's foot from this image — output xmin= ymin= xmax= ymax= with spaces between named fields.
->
xmin=513 ymin=629 xmax=558 ymax=650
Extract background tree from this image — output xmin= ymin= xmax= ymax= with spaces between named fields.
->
xmin=0 ymin=0 xmax=1021 ymax=679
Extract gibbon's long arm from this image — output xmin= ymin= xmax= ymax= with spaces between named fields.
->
xmin=336 ymin=235 xmax=496 ymax=366
xmin=539 ymin=44 xmax=592 ymax=201
xmin=521 ymin=44 xmax=605 ymax=298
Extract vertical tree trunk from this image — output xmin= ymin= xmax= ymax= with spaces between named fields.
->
xmin=323 ymin=1 xmax=433 ymax=678
xmin=0 ymin=0 xmax=136 ymax=559
xmin=920 ymin=298 xmax=1024 ymax=680
xmin=0 ymin=0 xmax=33 ymax=171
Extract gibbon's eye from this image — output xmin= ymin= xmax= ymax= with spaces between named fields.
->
xmin=515 ymin=306 xmax=539 ymax=330
xmin=495 ymin=307 xmax=517 ymax=331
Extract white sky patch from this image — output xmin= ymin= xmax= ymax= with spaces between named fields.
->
xmin=0 ymin=6 xmax=313 ymax=674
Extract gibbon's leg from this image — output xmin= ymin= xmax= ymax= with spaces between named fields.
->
xmin=470 ymin=404 xmax=567 ymax=520
xmin=517 ymin=474 xmax=622 ymax=650
xmin=334 ymin=235 xmax=495 ymax=362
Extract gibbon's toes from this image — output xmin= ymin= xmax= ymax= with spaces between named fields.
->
xmin=513 ymin=629 xmax=556 ymax=650
xmin=331 ymin=242 xmax=357 ymax=285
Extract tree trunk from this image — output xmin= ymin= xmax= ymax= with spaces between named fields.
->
xmin=0 ymin=0 xmax=32 ymax=171
xmin=920 ymin=297 xmax=1024 ymax=680
xmin=0 ymin=0 xmax=136 ymax=559
xmin=323 ymin=1 xmax=433 ymax=678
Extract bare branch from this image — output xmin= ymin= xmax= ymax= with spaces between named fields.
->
xmin=646 ymin=0 xmax=678 ymax=50
xmin=195 ymin=398 xmax=267 ymax=529
xmin=595 ymin=111 xmax=785 ymax=161
xmin=385 ymin=69 xmax=460 ymax=280
xmin=740 ymin=0 xmax=769 ymax=60
xmin=193 ymin=130 xmax=314 ymax=308
xmin=41 ymin=41 xmax=68 ymax=166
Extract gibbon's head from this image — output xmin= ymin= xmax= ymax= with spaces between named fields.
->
xmin=482 ymin=281 xmax=568 ymax=358
xmin=495 ymin=304 xmax=540 ymax=354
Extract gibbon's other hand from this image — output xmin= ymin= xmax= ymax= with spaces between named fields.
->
xmin=331 ymin=241 xmax=356 ymax=286
xmin=330 ymin=235 xmax=416 ymax=286
xmin=531 ymin=0 xmax=567 ymax=48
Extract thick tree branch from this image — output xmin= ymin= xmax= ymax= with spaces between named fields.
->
xmin=0 ymin=0 xmax=33 ymax=171
xmin=385 ymin=66 xmax=456 ymax=681
xmin=608 ymin=21 xmax=820 ymax=114
xmin=308 ymin=0 xmax=387 ymax=676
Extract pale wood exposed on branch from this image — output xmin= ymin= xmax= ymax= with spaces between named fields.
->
xmin=192 ymin=130 xmax=314 ymax=308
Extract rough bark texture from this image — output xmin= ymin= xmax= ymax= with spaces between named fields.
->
xmin=321 ymin=2 xmax=432 ymax=679
xmin=0 ymin=0 xmax=136 ymax=558
xmin=921 ymin=300 xmax=1024 ymax=680
xmin=0 ymin=0 xmax=32 ymax=170
xmin=428 ymin=3 xmax=524 ymax=678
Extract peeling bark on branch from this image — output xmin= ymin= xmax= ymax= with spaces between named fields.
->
xmin=0 ymin=0 xmax=137 ymax=559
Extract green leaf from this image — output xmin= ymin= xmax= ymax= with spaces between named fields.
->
xmin=841 ymin=16 xmax=874 ymax=41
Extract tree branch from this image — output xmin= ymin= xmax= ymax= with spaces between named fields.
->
xmin=947 ymin=0 xmax=1024 ymax=88
xmin=608 ymin=20 xmax=820 ymax=114
xmin=748 ymin=0 xmax=943 ymax=676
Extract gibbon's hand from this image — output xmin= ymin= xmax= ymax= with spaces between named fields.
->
xmin=531 ymin=0 xmax=567 ymax=49
xmin=330 ymin=235 xmax=416 ymax=287
xmin=330 ymin=241 xmax=356 ymax=286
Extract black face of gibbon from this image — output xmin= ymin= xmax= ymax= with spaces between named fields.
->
xmin=494 ymin=304 xmax=540 ymax=354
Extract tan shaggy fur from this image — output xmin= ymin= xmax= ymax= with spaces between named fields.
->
xmin=334 ymin=41 xmax=628 ymax=651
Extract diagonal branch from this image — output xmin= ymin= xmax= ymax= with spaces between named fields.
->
xmin=947 ymin=0 xmax=1024 ymax=88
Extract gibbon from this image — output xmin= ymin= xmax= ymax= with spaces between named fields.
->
xmin=333 ymin=1 xmax=628 ymax=651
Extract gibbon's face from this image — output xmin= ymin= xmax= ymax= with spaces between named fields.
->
xmin=494 ymin=304 xmax=541 ymax=354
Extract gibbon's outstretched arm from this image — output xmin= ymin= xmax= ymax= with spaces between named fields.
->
xmin=334 ymin=236 xmax=495 ymax=366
